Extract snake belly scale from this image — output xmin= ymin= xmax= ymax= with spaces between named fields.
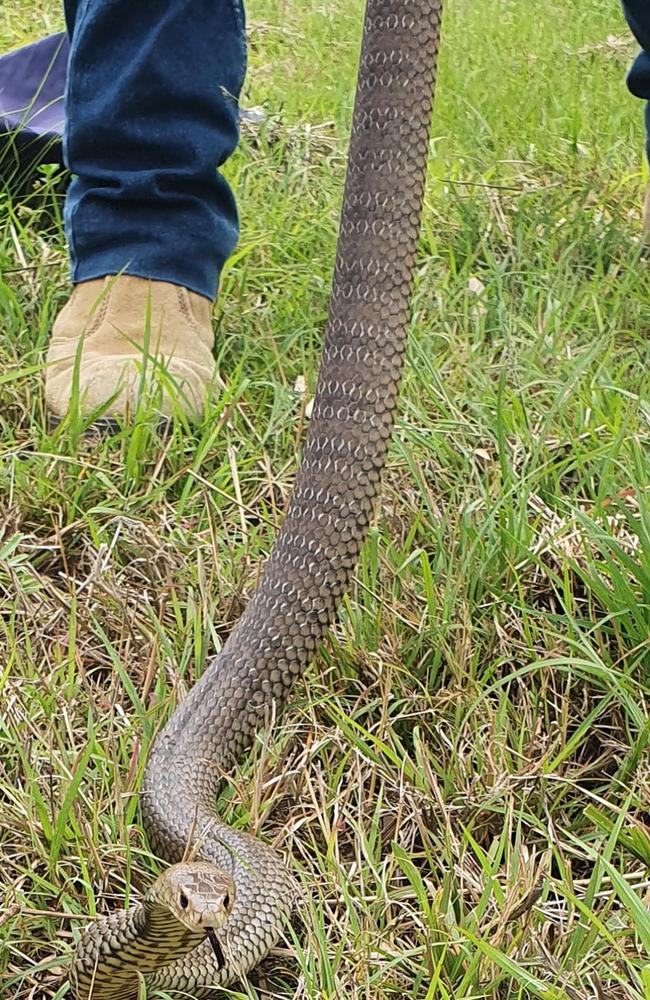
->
xmin=70 ymin=1 xmax=443 ymax=996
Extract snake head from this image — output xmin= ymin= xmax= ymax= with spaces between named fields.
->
xmin=151 ymin=861 xmax=236 ymax=935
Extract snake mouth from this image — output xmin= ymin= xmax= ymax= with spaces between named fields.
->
xmin=206 ymin=927 xmax=225 ymax=970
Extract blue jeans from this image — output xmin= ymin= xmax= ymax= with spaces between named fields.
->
xmin=623 ymin=0 xmax=650 ymax=162
xmin=63 ymin=0 xmax=246 ymax=300
xmin=59 ymin=1 xmax=649 ymax=303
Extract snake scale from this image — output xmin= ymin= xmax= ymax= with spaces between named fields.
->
xmin=70 ymin=0 xmax=443 ymax=995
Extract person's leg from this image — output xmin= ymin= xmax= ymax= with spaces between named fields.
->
xmin=623 ymin=1 xmax=650 ymax=58
xmin=46 ymin=0 xmax=246 ymax=421
xmin=622 ymin=1 xmax=650 ymax=235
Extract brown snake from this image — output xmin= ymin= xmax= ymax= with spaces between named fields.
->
xmin=70 ymin=0 xmax=443 ymax=995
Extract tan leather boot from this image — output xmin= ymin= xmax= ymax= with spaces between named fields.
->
xmin=45 ymin=275 xmax=217 ymax=420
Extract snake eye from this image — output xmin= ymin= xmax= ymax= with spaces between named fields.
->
xmin=179 ymin=892 xmax=189 ymax=910
xmin=223 ymin=894 xmax=231 ymax=910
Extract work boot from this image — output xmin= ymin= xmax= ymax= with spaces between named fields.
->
xmin=45 ymin=275 xmax=217 ymax=422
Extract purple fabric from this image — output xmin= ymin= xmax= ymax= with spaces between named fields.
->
xmin=0 ymin=32 xmax=68 ymax=165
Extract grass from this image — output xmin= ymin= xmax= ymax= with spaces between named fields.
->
xmin=1 ymin=0 xmax=649 ymax=997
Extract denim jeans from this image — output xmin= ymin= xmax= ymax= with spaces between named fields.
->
xmin=58 ymin=0 xmax=650 ymax=302
xmin=62 ymin=0 xmax=246 ymax=300
xmin=623 ymin=0 xmax=650 ymax=161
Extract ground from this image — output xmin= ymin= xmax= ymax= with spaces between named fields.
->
xmin=0 ymin=0 xmax=649 ymax=998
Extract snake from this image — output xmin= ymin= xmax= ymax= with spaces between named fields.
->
xmin=69 ymin=1 xmax=443 ymax=996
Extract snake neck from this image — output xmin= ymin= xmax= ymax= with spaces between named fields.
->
xmin=70 ymin=899 xmax=206 ymax=1000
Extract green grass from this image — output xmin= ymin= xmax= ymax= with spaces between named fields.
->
xmin=1 ymin=0 xmax=649 ymax=997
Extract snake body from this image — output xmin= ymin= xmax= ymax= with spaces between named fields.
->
xmin=71 ymin=1 xmax=442 ymax=995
